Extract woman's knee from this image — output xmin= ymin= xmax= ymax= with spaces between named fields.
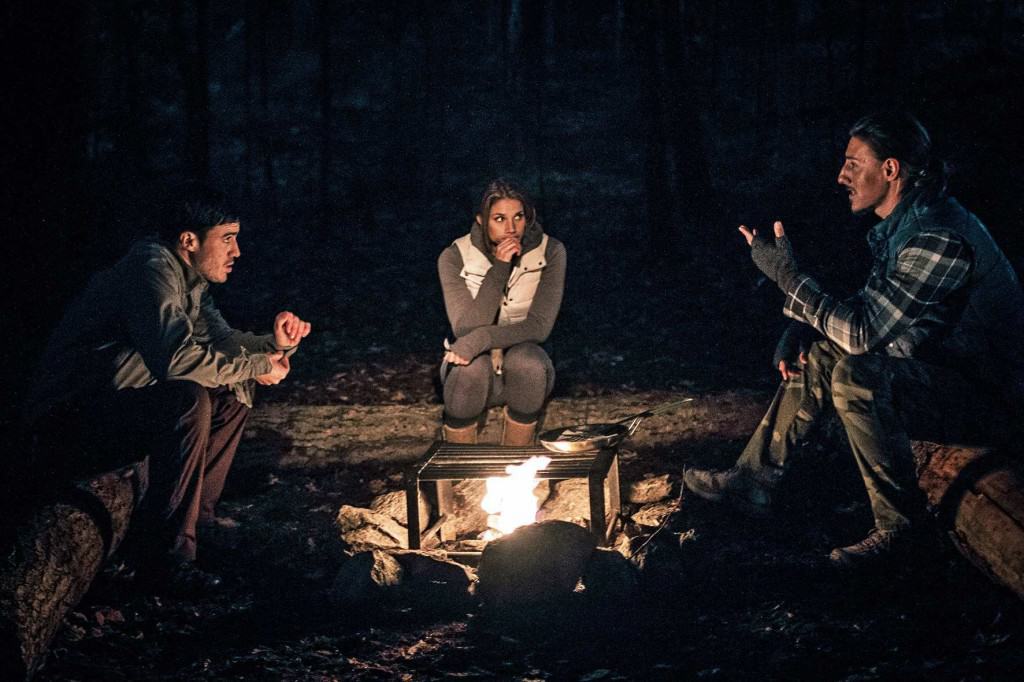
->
xmin=502 ymin=344 xmax=552 ymax=378
xmin=502 ymin=344 xmax=554 ymax=413
xmin=443 ymin=357 xmax=491 ymax=419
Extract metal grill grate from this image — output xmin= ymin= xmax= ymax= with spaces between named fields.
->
xmin=412 ymin=443 xmax=609 ymax=480
xmin=405 ymin=441 xmax=621 ymax=551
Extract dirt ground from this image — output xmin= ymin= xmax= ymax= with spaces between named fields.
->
xmin=35 ymin=375 xmax=1024 ymax=680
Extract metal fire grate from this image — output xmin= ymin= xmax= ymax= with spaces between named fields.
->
xmin=405 ymin=441 xmax=621 ymax=551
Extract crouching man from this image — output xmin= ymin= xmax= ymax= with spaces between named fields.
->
xmin=683 ymin=112 xmax=1024 ymax=569
xmin=20 ymin=184 xmax=311 ymax=591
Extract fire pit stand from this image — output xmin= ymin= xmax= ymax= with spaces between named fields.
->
xmin=405 ymin=442 xmax=621 ymax=551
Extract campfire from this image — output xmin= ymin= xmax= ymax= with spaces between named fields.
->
xmin=402 ymin=442 xmax=623 ymax=552
xmin=480 ymin=455 xmax=551 ymax=540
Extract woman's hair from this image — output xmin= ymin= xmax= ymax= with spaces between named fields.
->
xmin=475 ymin=178 xmax=540 ymax=240
xmin=849 ymin=111 xmax=949 ymax=197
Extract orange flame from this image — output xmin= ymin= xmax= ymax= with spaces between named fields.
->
xmin=480 ymin=455 xmax=551 ymax=540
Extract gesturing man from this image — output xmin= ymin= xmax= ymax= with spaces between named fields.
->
xmin=21 ymin=184 xmax=311 ymax=590
xmin=683 ymin=112 xmax=1024 ymax=569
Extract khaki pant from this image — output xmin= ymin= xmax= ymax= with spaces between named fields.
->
xmin=21 ymin=383 xmax=248 ymax=563
xmin=736 ymin=339 xmax=1003 ymax=530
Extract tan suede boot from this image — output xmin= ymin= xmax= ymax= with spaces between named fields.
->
xmin=442 ymin=422 xmax=478 ymax=444
xmin=501 ymin=407 xmax=537 ymax=446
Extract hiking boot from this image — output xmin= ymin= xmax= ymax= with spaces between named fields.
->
xmin=681 ymin=466 xmax=773 ymax=516
xmin=828 ymin=527 xmax=908 ymax=569
xmin=501 ymin=407 xmax=537 ymax=446
xmin=443 ymin=422 xmax=478 ymax=444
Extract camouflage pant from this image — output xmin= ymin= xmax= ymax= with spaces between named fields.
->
xmin=735 ymin=339 xmax=999 ymax=530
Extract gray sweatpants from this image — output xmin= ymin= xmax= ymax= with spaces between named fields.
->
xmin=442 ymin=342 xmax=555 ymax=424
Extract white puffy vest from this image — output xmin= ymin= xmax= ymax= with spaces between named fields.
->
xmin=454 ymin=233 xmax=549 ymax=325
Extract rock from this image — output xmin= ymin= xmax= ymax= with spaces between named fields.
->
xmin=627 ymin=474 xmax=673 ymax=504
xmin=533 ymin=480 xmax=552 ymax=507
xmin=370 ymin=490 xmax=431 ymax=527
xmin=390 ymin=550 xmax=476 ymax=609
xmin=329 ymin=550 xmax=476 ymax=610
xmin=582 ymin=548 xmax=640 ymax=603
xmin=611 ymin=531 xmax=633 ymax=557
xmin=330 ymin=550 xmax=404 ymax=604
xmin=632 ymin=526 xmax=690 ymax=592
xmin=538 ymin=478 xmax=591 ymax=526
xmin=336 ymin=505 xmax=407 ymax=550
xmin=451 ymin=480 xmax=489 ymax=538
xmin=476 ymin=520 xmax=597 ymax=607
xmin=631 ymin=500 xmax=678 ymax=528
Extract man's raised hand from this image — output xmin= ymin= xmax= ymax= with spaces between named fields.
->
xmin=739 ymin=220 xmax=799 ymax=290
xmin=273 ymin=311 xmax=311 ymax=350
xmin=738 ymin=219 xmax=787 ymax=245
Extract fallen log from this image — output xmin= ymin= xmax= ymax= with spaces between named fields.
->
xmin=0 ymin=460 xmax=147 ymax=680
xmin=914 ymin=441 xmax=1024 ymax=600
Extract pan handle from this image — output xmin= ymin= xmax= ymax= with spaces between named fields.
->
xmin=618 ymin=397 xmax=694 ymax=435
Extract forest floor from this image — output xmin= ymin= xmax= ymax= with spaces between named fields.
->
xmin=34 ymin=237 xmax=1024 ymax=681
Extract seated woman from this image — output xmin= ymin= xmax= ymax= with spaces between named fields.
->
xmin=438 ymin=179 xmax=567 ymax=445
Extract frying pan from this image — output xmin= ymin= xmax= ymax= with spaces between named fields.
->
xmin=539 ymin=398 xmax=694 ymax=453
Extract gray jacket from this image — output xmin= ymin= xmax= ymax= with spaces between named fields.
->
xmin=26 ymin=239 xmax=275 ymax=422
xmin=438 ymin=221 xmax=566 ymax=361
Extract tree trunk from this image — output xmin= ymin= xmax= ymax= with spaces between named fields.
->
xmin=243 ymin=0 xmax=254 ymax=199
xmin=0 ymin=461 xmax=148 ymax=680
xmin=173 ymin=0 xmax=210 ymax=183
xmin=317 ymin=0 xmax=332 ymax=237
xmin=1 ymin=0 xmax=90 ymax=433
xmin=115 ymin=0 xmax=145 ymax=182
xmin=636 ymin=4 xmax=672 ymax=256
xmin=667 ymin=2 xmax=717 ymax=249
xmin=258 ymin=0 xmax=277 ymax=218
xmin=914 ymin=442 xmax=1024 ymax=601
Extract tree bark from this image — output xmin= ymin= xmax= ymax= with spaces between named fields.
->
xmin=258 ymin=0 xmax=277 ymax=218
xmin=173 ymin=0 xmax=210 ymax=183
xmin=636 ymin=4 xmax=672 ymax=256
xmin=0 ymin=461 xmax=148 ymax=680
xmin=317 ymin=0 xmax=332 ymax=237
xmin=914 ymin=442 xmax=1024 ymax=601
xmin=243 ymin=0 xmax=254 ymax=199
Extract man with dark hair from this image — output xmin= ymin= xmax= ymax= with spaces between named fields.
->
xmin=21 ymin=185 xmax=311 ymax=590
xmin=683 ymin=111 xmax=1024 ymax=568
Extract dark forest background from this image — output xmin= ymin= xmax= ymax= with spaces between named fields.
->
xmin=4 ymin=0 xmax=1024 ymax=420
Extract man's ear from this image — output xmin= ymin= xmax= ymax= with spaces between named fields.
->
xmin=179 ymin=230 xmax=200 ymax=253
xmin=883 ymin=158 xmax=901 ymax=182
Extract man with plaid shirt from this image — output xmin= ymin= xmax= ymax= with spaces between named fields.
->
xmin=684 ymin=112 xmax=1024 ymax=568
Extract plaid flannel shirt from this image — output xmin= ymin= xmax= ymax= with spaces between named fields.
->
xmin=782 ymin=227 xmax=971 ymax=356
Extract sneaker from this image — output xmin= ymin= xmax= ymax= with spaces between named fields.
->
xmin=828 ymin=527 xmax=908 ymax=569
xmin=682 ymin=466 xmax=773 ymax=516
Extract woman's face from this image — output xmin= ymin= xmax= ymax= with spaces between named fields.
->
xmin=480 ymin=198 xmax=526 ymax=245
